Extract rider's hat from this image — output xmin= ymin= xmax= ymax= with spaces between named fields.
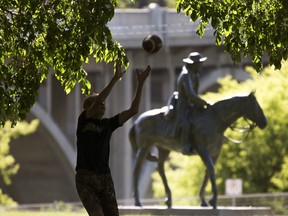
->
xmin=183 ymin=52 xmax=207 ymax=64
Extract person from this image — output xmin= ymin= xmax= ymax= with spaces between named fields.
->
xmin=165 ymin=52 xmax=209 ymax=155
xmin=75 ymin=62 xmax=151 ymax=216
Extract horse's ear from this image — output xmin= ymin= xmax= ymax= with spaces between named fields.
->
xmin=249 ymin=90 xmax=256 ymax=97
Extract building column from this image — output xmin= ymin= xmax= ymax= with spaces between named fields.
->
xmin=121 ymin=51 xmax=134 ymax=201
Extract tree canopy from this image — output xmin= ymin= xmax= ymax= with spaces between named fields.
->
xmin=0 ymin=0 xmax=127 ymax=126
xmin=177 ymin=0 xmax=288 ymax=72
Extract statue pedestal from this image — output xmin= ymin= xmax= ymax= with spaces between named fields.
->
xmin=118 ymin=206 xmax=274 ymax=216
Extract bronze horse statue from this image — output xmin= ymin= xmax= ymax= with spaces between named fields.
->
xmin=129 ymin=92 xmax=267 ymax=209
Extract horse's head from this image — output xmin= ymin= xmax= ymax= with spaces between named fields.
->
xmin=243 ymin=92 xmax=268 ymax=129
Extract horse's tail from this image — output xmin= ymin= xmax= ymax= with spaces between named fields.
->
xmin=129 ymin=125 xmax=138 ymax=153
xmin=129 ymin=124 xmax=159 ymax=162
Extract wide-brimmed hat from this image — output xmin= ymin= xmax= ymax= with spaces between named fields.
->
xmin=183 ymin=52 xmax=207 ymax=64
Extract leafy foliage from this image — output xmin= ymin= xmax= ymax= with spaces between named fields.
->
xmin=177 ymin=0 xmax=288 ymax=72
xmin=0 ymin=0 xmax=128 ymax=126
xmin=0 ymin=119 xmax=39 ymax=205
xmin=152 ymin=61 xmax=288 ymax=202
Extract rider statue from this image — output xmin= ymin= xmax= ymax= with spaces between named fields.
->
xmin=165 ymin=52 xmax=209 ymax=155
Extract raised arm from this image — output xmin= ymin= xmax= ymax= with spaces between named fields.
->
xmin=181 ymin=74 xmax=208 ymax=108
xmin=98 ymin=62 xmax=126 ymax=101
xmin=118 ymin=65 xmax=151 ymax=125
xmin=86 ymin=62 xmax=126 ymax=118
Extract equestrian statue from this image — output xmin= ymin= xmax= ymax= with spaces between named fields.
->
xmin=129 ymin=52 xmax=268 ymax=209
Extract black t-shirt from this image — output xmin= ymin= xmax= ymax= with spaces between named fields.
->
xmin=75 ymin=111 xmax=122 ymax=174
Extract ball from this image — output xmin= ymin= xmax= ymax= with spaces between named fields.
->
xmin=142 ymin=35 xmax=163 ymax=53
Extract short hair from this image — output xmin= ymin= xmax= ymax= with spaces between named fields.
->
xmin=82 ymin=93 xmax=98 ymax=110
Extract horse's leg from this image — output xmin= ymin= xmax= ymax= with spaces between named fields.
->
xmin=199 ymin=171 xmax=209 ymax=207
xmin=197 ymin=147 xmax=218 ymax=209
xmin=133 ymin=146 xmax=150 ymax=207
xmin=157 ymin=148 xmax=171 ymax=208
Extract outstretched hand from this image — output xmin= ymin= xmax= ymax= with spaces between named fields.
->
xmin=204 ymin=102 xmax=210 ymax=109
xmin=136 ymin=65 xmax=151 ymax=83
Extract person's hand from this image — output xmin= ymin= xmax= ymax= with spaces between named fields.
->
xmin=136 ymin=65 xmax=151 ymax=83
xmin=204 ymin=102 xmax=210 ymax=109
xmin=115 ymin=61 xmax=126 ymax=80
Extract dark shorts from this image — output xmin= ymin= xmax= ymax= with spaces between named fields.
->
xmin=75 ymin=170 xmax=119 ymax=216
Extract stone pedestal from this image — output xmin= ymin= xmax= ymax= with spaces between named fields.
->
xmin=118 ymin=206 xmax=274 ymax=216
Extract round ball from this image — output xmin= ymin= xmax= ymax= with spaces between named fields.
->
xmin=142 ymin=35 xmax=163 ymax=53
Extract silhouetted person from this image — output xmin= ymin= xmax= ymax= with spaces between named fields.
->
xmin=165 ymin=52 xmax=209 ymax=155
xmin=75 ymin=62 xmax=151 ymax=216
